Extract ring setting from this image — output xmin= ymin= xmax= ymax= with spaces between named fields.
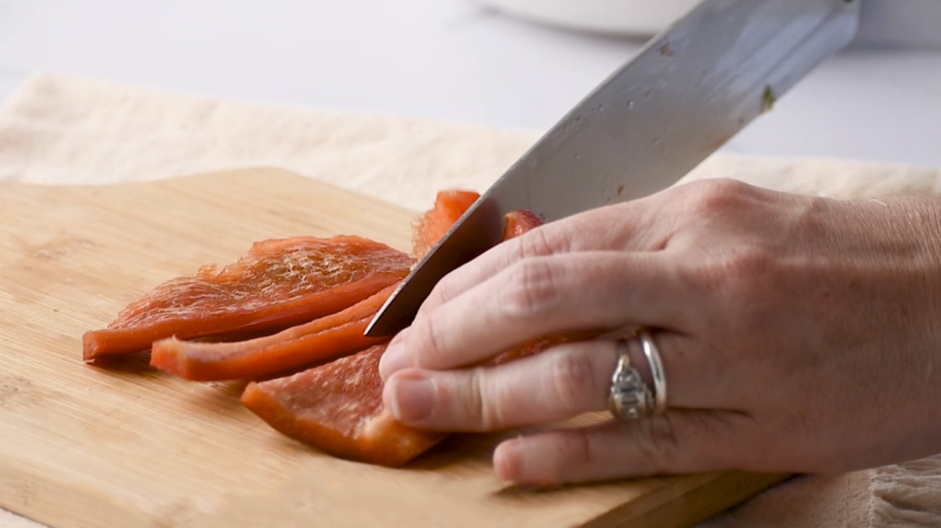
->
xmin=608 ymin=329 xmax=667 ymax=420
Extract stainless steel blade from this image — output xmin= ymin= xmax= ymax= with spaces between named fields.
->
xmin=366 ymin=0 xmax=859 ymax=337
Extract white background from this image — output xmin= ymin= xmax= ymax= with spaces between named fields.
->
xmin=1 ymin=0 xmax=940 ymax=167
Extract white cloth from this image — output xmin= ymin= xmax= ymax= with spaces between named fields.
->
xmin=1 ymin=73 xmax=939 ymax=528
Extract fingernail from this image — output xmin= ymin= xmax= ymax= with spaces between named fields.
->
xmin=494 ymin=439 xmax=522 ymax=483
xmin=388 ymin=376 xmax=435 ymax=423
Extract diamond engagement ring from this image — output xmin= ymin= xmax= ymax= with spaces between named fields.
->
xmin=608 ymin=330 xmax=668 ymax=420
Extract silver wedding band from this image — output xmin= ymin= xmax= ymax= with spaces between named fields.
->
xmin=608 ymin=329 xmax=668 ymax=420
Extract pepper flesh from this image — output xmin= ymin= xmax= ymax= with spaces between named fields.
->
xmin=150 ymin=284 xmax=398 ymax=381
xmin=411 ymin=190 xmax=480 ymax=260
xmin=502 ymin=209 xmax=544 ymax=240
xmin=240 ymin=343 xmax=446 ymax=467
xmin=83 ymin=236 xmax=412 ymax=361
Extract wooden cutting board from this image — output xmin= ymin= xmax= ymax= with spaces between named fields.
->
xmin=0 ymin=168 xmax=786 ymax=528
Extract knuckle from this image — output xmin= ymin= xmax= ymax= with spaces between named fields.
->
xmin=691 ymin=245 xmax=776 ymax=297
xmin=502 ymin=258 xmax=563 ymax=318
xmin=681 ymin=178 xmax=754 ymax=219
xmin=550 ymin=351 xmax=601 ymax=412
xmin=514 ymin=226 xmax=565 ymax=259
xmin=410 ymin=317 xmax=449 ymax=368
xmin=721 ymin=246 xmax=775 ymax=284
xmin=696 ymin=178 xmax=753 ymax=207
xmin=635 ymin=415 xmax=684 ymax=471
xmin=466 ymin=369 xmax=505 ymax=431
xmin=720 ymin=249 xmax=780 ymax=319
xmin=556 ymin=429 xmax=596 ymax=476
xmin=426 ymin=276 xmax=457 ymax=310
xmin=685 ymin=246 xmax=779 ymax=334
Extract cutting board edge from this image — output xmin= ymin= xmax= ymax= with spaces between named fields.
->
xmin=586 ymin=471 xmax=792 ymax=528
xmin=0 ymin=452 xmax=792 ymax=528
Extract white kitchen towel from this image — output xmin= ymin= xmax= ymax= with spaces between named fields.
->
xmin=0 ymin=73 xmax=939 ymax=528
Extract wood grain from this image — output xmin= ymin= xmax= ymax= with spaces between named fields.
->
xmin=0 ymin=168 xmax=787 ymax=528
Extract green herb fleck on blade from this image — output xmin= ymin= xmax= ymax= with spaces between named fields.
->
xmin=762 ymin=85 xmax=777 ymax=113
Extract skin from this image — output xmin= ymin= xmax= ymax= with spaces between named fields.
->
xmin=378 ymin=178 xmax=941 ymax=487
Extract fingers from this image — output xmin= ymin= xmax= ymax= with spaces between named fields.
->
xmin=382 ymin=334 xmax=736 ymax=433
xmin=382 ymin=341 xmax=617 ymax=432
xmin=379 ymin=251 xmax=688 ymax=378
xmin=493 ymin=410 xmax=755 ymax=486
xmin=415 ymin=224 xmax=568 ymax=319
xmin=416 ymin=199 xmax=673 ymax=318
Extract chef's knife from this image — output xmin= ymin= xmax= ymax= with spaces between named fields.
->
xmin=366 ymin=0 xmax=859 ymax=337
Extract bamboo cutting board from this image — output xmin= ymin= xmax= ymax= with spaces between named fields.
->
xmin=0 ymin=168 xmax=786 ymax=528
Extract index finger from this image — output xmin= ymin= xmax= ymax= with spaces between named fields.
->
xmin=379 ymin=251 xmax=687 ymax=378
xmin=417 ymin=199 xmax=667 ymax=318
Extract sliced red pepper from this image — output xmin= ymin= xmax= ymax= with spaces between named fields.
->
xmin=411 ymin=190 xmax=480 ymax=260
xmin=240 ymin=343 xmax=445 ymax=467
xmin=502 ymin=209 xmax=544 ymax=240
xmin=242 ymin=206 xmax=559 ymax=467
xmin=83 ymin=236 xmax=412 ymax=361
xmin=150 ymin=284 xmax=398 ymax=381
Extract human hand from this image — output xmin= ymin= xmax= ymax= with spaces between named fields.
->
xmin=378 ymin=178 xmax=941 ymax=486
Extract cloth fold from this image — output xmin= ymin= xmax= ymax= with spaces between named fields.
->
xmin=0 ymin=72 xmax=938 ymax=528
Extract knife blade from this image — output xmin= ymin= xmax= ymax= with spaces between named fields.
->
xmin=366 ymin=0 xmax=859 ymax=337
